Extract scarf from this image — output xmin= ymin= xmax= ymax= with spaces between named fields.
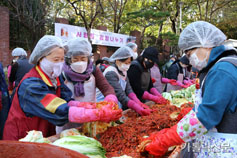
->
xmin=63 ymin=61 xmax=93 ymax=97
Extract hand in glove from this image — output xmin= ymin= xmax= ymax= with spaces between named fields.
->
xmin=104 ymin=94 xmax=118 ymax=104
xmin=139 ymin=110 xmax=208 ymax=157
xmin=142 ymin=91 xmax=168 ymax=104
xmin=151 ymin=78 xmax=156 ymax=83
xmin=128 ymin=93 xmax=152 ymax=112
xmin=138 ymin=125 xmax=184 ymax=156
xmin=127 ymin=100 xmax=151 ymax=116
xmin=161 ymin=78 xmax=170 ymax=83
xmin=150 ymin=87 xmax=161 ymax=96
xmin=177 ymin=107 xmax=193 ymax=121
xmin=69 ymin=106 xmax=122 ymax=123
xmin=68 ymin=100 xmax=96 ymax=109
xmin=99 ymin=103 xmax=122 ymax=122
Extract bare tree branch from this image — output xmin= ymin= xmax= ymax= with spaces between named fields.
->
xmin=209 ymin=0 xmax=216 ymax=21
xmin=205 ymin=0 xmax=209 ymax=21
xmin=196 ymin=0 xmax=202 ymax=20
xmin=210 ymin=0 xmax=232 ymax=15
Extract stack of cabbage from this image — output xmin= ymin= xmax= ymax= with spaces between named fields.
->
xmin=53 ymin=135 xmax=106 ymax=158
xmin=19 ymin=129 xmax=106 ymax=158
xmin=162 ymin=84 xmax=196 ymax=107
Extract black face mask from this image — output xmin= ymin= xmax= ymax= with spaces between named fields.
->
xmin=144 ymin=60 xmax=154 ymax=69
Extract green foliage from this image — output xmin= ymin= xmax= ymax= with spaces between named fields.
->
xmin=2 ymin=0 xmax=50 ymax=51
xmin=3 ymin=0 xmax=237 ymax=56
xmin=160 ymin=32 xmax=179 ymax=47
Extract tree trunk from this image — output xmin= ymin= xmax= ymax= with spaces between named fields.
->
xmin=155 ymin=23 xmax=163 ymax=45
xmin=170 ymin=18 xmax=176 ymax=34
xmin=140 ymin=26 xmax=148 ymax=50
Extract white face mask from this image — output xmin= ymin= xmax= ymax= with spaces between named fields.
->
xmin=133 ymin=52 xmax=138 ymax=59
xmin=70 ymin=61 xmax=88 ymax=73
xmin=189 ymin=49 xmax=208 ymax=71
xmin=118 ymin=63 xmax=130 ymax=72
xmin=40 ymin=58 xmax=63 ymax=79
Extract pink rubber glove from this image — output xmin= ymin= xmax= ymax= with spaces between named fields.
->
xmin=7 ymin=65 xmax=12 ymax=78
xmin=183 ymin=79 xmax=190 ymax=85
xmin=128 ymin=92 xmax=141 ymax=103
xmin=68 ymin=100 xmax=96 ymax=109
xmin=69 ymin=107 xmax=100 ymax=123
xmin=161 ymin=78 xmax=170 ymax=83
xmin=69 ymin=106 xmax=122 ymax=123
xmin=143 ymin=91 xmax=168 ymax=104
xmin=104 ymin=94 xmax=118 ymax=104
xmin=142 ymin=91 xmax=158 ymax=102
xmin=176 ymin=80 xmax=184 ymax=87
xmin=127 ymin=100 xmax=151 ymax=116
xmin=150 ymin=88 xmax=161 ymax=97
xmin=128 ymin=93 xmax=151 ymax=110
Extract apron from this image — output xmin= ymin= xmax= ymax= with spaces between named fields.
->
xmin=56 ymin=74 xmax=96 ymax=134
xmin=192 ymin=88 xmax=237 ymax=157
xmin=166 ymin=63 xmax=184 ymax=92
xmin=141 ymin=71 xmax=151 ymax=92
xmin=181 ymin=57 xmax=237 ymax=157
xmin=97 ymin=66 xmax=126 ymax=109
xmin=3 ymin=67 xmax=56 ymax=140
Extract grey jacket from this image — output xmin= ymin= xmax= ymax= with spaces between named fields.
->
xmin=104 ymin=65 xmax=133 ymax=109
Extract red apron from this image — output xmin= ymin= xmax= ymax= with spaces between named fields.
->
xmin=3 ymin=67 xmax=61 ymax=140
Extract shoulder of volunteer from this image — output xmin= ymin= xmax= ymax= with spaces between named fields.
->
xmin=209 ymin=61 xmax=237 ymax=80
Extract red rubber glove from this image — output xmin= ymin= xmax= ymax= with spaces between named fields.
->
xmin=151 ymin=78 xmax=156 ymax=83
xmin=139 ymin=125 xmax=184 ymax=156
xmin=99 ymin=103 xmax=122 ymax=122
xmin=127 ymin=100 xmax=151 ymax=116
xmin=169 ymin=79 xmax=178 ymax=85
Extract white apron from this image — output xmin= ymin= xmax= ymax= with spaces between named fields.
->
xmin=166 ymin=63 xmax=184 ymax=92
xmin=56 ymin=74 xmax=96 ymax=134
xmin=192 ymin=68 xmax=237 ymax=157
xmin=96 ymin=66 xmax=126 ymax=109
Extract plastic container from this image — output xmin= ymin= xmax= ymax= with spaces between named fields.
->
xmin=0 ymin=140 xmax=88 ymax=158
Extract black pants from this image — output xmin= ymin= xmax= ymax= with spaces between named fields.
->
xmin=0 ymin=92 xmax=10 ymax=139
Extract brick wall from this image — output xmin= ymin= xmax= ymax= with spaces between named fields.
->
xmin=130 ymin=30 xmax=141 ymax=53
xmin=55 ymin=18 xmax=69 ymax=24
xmin=0 ymin=6 xmax=9 ymax=67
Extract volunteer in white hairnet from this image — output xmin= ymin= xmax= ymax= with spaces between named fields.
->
xmin=3 ymin=35 xmax=121 ymax=140
xmin=126 ymin=42 xmax=138 ymax=59
xmin=139 ymin=21 xmax=237 ymax=157
xmin=97 ymin=46 xmax=152 ymax=116
xmin=56 ymin=38 xmax=121 ymax=133
xmin=8 ymin=47 xmax=33 ymax=93
xmin=12 ymin=48 xmax=27 ymax=57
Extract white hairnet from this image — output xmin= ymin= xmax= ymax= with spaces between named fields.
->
xmin=102 ymin=57 xmax=110 ymax=62
xmin=12 ymin=48 xmax=27 ymax=57
xmin=29 ymin=35 xmax=64 ymax=64
xmin=126 ymin=42 xmax=137 ymax=50
xmin=65 ymin=38 xmax=92 ymax=58
xmin=178 ymin=21 xmax=227 ymax=52
xmin=109 ymin=46 xmax=133 ymax=62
